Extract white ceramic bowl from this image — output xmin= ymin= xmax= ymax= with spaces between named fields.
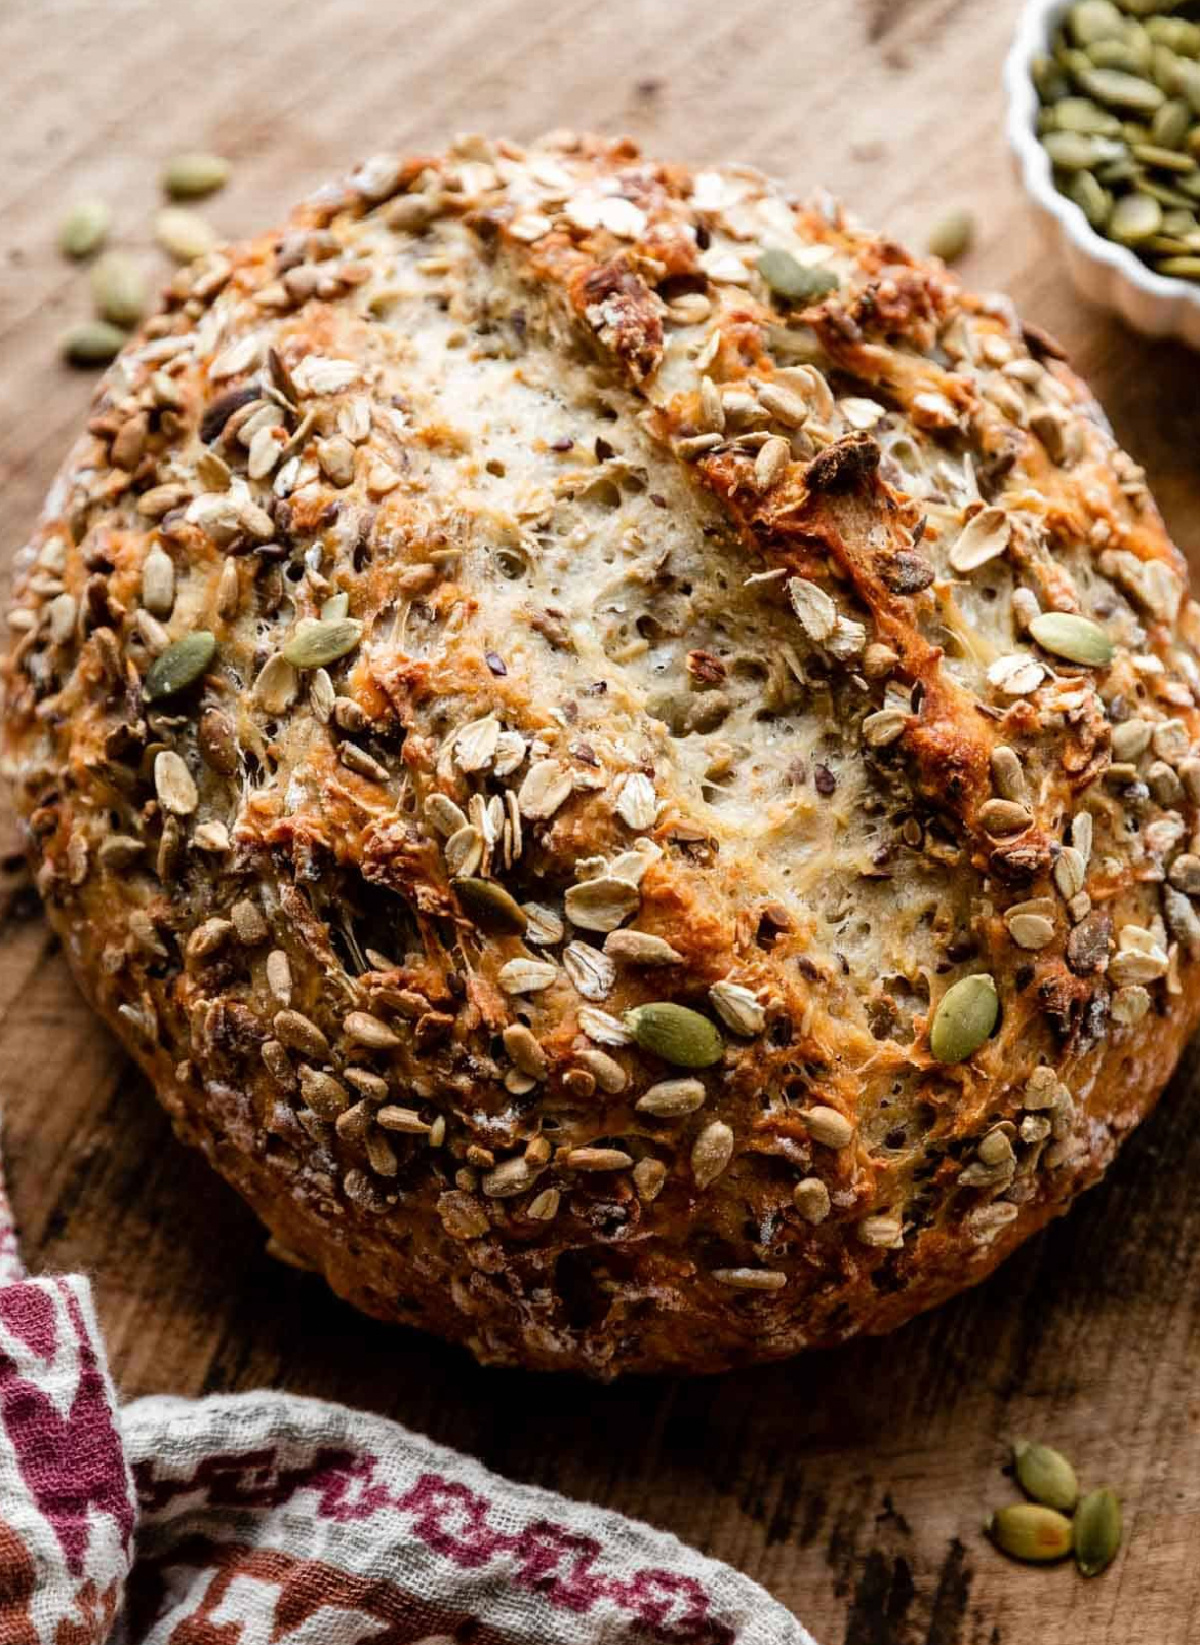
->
xmin=1005 ymin=0 xmax=1200 ymax=348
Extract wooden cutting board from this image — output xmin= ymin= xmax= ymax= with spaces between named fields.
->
xmin=3 ymin=2 xmax=1199 ymax=1639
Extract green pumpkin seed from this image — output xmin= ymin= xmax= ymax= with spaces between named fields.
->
xmin=1177 ymin=61 xmax=1200 ymax=119
xmin=1148 ymin=17 xmax=1200 ymax=56
xmin=1151 ymin=43 xmax=1183 ymax=98
xmin=1135 ymin=174 xmax=1197 ymax=208
xmin=1029 ymin=611 xmax=1115 ymax=666
xmin=1068 ymin=1 xmax=1122 ymax=45
xmin=1013 ymin=1440 xmax=1079 ymax=1512
xmin=1079 ymin=67 xmax=1165 ymax=114
xmin=1121 ymin=21 xmax=1153 ymax=64
xmin=155 ymin=206 xmax=217 ymax=263
xmin=1151 ymin=100 xmax=1192 ymax=150
xmin=929 ymin=973 xmax=998 ymax=1064
xmin=1043 ymin=130 xmax=1118 ymax=170
xmin=1074 ymin=1487 xmax=1122 ymax=1577
xmin=59 ymin=197 xmax=111 ymax=259
xmin=1058 ymin=44 xmax=1092 ymax=81
xmin=1067 ymin=170 xmax=1112 ymax=229
xmin=1156 ymin=254 xmax=1200 ymax=276
xmin=320 ymin=592 xmax=350 ymax=621
xmin=1132 ymin=142 xmax=1197 ymax=173
xmin=1109 ymin=189 xmax=1163 ymax=242
xmin=624 ymin=1002 xmax=724 ymax=1069
xmin=1095 ymin=153 xmax=1140 ymax=184
xmin=60 ymin=320 xmax=127 ymax=367
xmin=925 ymin=208 xmax=975 ymax=263
xmin=987 ymin=1504 xmax=1074 ymax=1564
xmin=1069 ymin=1 xmax=1124 ymax=48
xmin=452 ymin=876 xmax=527 ymax=935
xmin=1161 ymin=207 xmax=1198 ymax=235
xmin=90 ymin=252 xmax=148 ymax=327
xmin=1054 ymin=96 xmax=1122 ymax=135
xmin=281 ymin=616 xmax=363 ymax=669
xmin=757 ymin=248 xmax=839 ymax=305
xmin=1088 ymin=40 xmax=1149 ymax=78
xmin=1033 ymin=55 xmax=1071 ymax=102
xmin=162 ymin=152 xmax=231 ymax=200
xmin=144 ymin=630 xmax=216 ymax=700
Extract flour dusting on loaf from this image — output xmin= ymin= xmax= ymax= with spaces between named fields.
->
xmin=4 ymin=132 xmax=1200 ymax=1374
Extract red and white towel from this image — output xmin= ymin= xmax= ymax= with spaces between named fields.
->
xmin=0 ymin=1153 xmax=812 ymax=1644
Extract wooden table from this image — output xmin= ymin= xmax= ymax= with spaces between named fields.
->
xmin=3 ymin=2 xmax=1200 ymax=1639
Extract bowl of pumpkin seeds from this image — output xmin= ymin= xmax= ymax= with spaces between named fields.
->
xmin=1006 ymin=0 xmax=1200 ymax=346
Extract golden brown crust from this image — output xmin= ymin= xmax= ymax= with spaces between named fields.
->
xmin=4 ymin=132 xmax=1200 ymax=1375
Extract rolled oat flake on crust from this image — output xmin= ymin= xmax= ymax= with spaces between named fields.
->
xmin=5 ymin=131 xmax=1200 ymax=1377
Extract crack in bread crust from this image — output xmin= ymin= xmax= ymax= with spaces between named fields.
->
xmin=3 ymin=132 xmax=1199 ymax=1375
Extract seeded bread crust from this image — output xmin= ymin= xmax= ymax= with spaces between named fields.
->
xmin=5 ymin=132 xmax=1200 ymax=1377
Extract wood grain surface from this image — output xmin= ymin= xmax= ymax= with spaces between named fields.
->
xmin=3 ymin=2 xmax=1200 ymax=1640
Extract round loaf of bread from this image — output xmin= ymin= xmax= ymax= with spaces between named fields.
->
xmin=5 ymin=133 xmax=1200 ymax=1376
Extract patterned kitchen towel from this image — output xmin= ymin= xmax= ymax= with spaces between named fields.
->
xmin=0 ymin=1150 xmax=813 ymax=1645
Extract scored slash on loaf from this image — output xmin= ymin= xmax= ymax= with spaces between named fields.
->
xmin=4 ymin=131 xmax=1200 ymax=1376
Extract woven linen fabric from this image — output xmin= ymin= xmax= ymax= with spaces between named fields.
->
xmin=0 ymin=1151 xmax=813 ymax=1645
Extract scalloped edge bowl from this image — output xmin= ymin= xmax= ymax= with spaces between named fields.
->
xmin=1006 ymin=0 xmax=1200 ymax=349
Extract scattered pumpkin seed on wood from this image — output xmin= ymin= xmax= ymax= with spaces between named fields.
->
xmin=929 ymin=973 xmax=998 ymax=1064
xmin=155 ymin=206 xmax=218 ymax=262
xmin=925 ymin=208 xmax=975 ymax=263
xmin=90 ymin=252 xmax=148 ymax=327
xmin=987 ymin=1504 xmax=1074 ymax=1564
xmin=60 ymin=319 xmax=127 ymax=367
xmin=59 ymin=197 xmax=111 ymax=259
xmin=1074 ymin=1487 xmax=1122 ymax=1577
xmin=1014 ymin=1440 xmax=1080 ymax=1512
xmin=162 ymin=152 xmax=230 ymax=199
